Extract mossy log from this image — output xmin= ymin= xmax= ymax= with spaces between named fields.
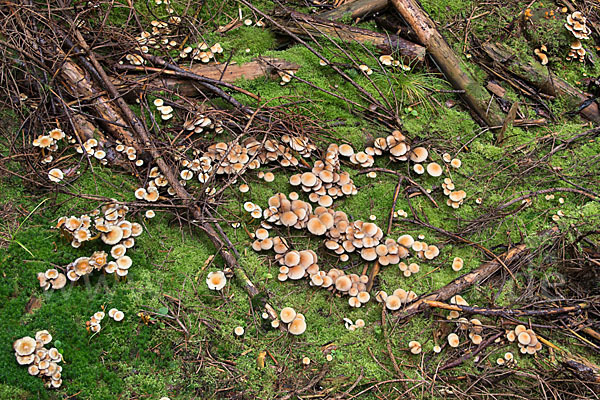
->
xmin=320 ymin=0 xmax=389 ymax=21
xmin=272 ymin=10 xmax=426 ymax=63
xmin=389 ymin=0 xmax=504 ymax=127
xmin=480 ymin=42 xmax=600 ymax=123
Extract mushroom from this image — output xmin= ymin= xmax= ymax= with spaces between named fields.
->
xmin=385 ymin=295 xmax=402 ymax=311
xmin=113 ymin=310 xmax=124 ymax=321
xmin=14 ymin=337 xmax=37 ymax=356
xmin=447 ymin=333 xmax=460 ymax=348
xmin=234 ymin=326 xmax=245 ymax=336
xmin=409 ymin=341 xmax=422 ymax=354
xmin=48 ymin=168 xmax=64 ymax=183
xmin=288 ymin=316 xmax=307 ymax=335
xmin=410 ymin=147 xmax=428 ymax=163
xmin=280 ymin=307 xmax=297 ymax=324
xmin=426 ymin=163 xmax=443 ymax=177
xmin=452 ymin=257 xmax=464 ymax=271
xmin=102 ymin=225 xmax=124 ymax=245
xmin=51 ymin=273 xmax=67 ymax=289
xmin=206 ymin=271 xmax=227 ymax=290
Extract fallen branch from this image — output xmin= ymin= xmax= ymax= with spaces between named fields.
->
xmin=478 ymin=42 xmax=600 ymax=123
xmin=320 ymin=0 xmax=389 ymax=22
xmin=395 ymin=244 xmax=530 ymax=320
xmin=272 ymin=10 xmax=426 ymax=62
xmin=424 ymin=300 xmax=589 ymax=318
xmin=439 ymin=331 xmax=504 ymax=371
xmin=389 ymin=0 xmax=504 ymax=127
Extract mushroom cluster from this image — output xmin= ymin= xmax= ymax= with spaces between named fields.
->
xmin=276 ymin=249 xmax=319 ymax=281
xmin=75 ymin=138 xmax=107 ymax=163
xmin=373 ymin=130 xmax=429 ymax=165
xmin=451 ymin=257 xmax=464 ymax=272
xmin=534 ymin=46 xmax=549 ymax=65
xmin=565 ymin=11 xmax=591 ymax=41
xmin=274 ymin=307 xmax=306 ymax=335
xmin=379 ymin=55 xmax=411 ymax=71
xmin=13 ymin=331 xmax=63 ymax=389
xmin=86 ymin=311 xmax=106 ymax=333
xmin=114 ymin=142 xmax=139 ymax=163
xmin=108 ymin=308 xmax=125 ymax=322
xmin=48 ymin=203 xmax=143 ymax=285
xmin=458 ymin=317 xmax=484 ymax=345
xmin=567 ymin=39 xmax=587 ymax=62
xmin=442 ymin=178 xmax=467 ymax=209
xmin=183 ymin=113 xmax=222 ymax=134
xmin=496 ymin=351 xmax=516 ymax=366
xmin=37 ymin=269 xmax=67 ymax=290
xmin=290 ymin=144 xmax=357 ymax=205
xmin=153 ymin=98 xmax=174 ymax=121
xmin=134 ymin=14 xmax=180 ymax=52
xmin=279 ymin=70 xmax=295 ymax=85
xmin=179 ymin=42 xmax=223 ymax=62
xmin=33 ymin=128 xmax=67 ymax=165
xmin=263 ymin=193 xmax=313 ymax=229
xmin=507 ymin=324 xmax=543 ymax=354
xmin=376 ymin=288 xmax=418 ymax=310
xmin=447 ymin=295 xmax=469 ymax=319
xmin=408 ymin=340 xmax=422 ymax=354
xmin=343 ymin=317 xmax=365 ymax=331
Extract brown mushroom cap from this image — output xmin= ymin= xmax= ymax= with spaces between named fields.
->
xmin=360 ymin=247 xmax=378 ymax=261
xmin=339 ymin=144 xmax=354 ymax=157
xmin=517 ymin=331 xmax=531 ymax=345
xmin=102 ymin=226 xmax=124 ymax=245
xmin=14 ymin=337 xmax=37 ymax=356
xmin=426 ymin=163 xmax=443 ymax=177
xmin=335 ymin=275 xmax=352 ymax=292
xmin=410 ymin=147 xmax=428 ymax=163
xmin=385 ymin=295 xmax=402 ymax=310
xmin=307 ymin=217 xmax=327 ymax=235
xmin=288 ymin=316 xmax=307 ymax=335
xmin=447 ymin=333 xmax=460 ymax=347
xmin=51 ymin=273 xmax=67 ymax=289
xmin=300 ymin=172 xmax=318 ymax=187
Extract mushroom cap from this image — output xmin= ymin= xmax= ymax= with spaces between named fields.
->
xmin=338 ymin=144 xmax=354 ymax=157
xmin=307 ymin=217 xmax=327 ymax=235
xmin=102 ymin=225 xmax=124 ymax=245
xmin=116 ymin=255 xmax=132 ymax=270
xmin=450 ymin=158 xmax=462 ymax=168
xmin=290 ymin=174 xmax=302 ymax=186
xmin=287 ymin=265 xmax=305 ymax=280
xmin=51 ymin=273 xmax=67 ymax=289
xmin=410 ymin=147 xmax=428 ymax=163
xmin=288 ymin=316 xmax=307 ymax=335
xmin=335 ymin=275 xmax=352 ymax=292
xmin=397 ymin=234 xmax=414 ymax=248
xmin=206 ymin=271 xmax=227 ymax=290
xmin=108 ymin=308 xmax=118 ymax=318
xmin=113 ymin=310 xmax=124 ymax=321
xmin=28 ymin=365 xmax=39 ymax=376
xmin=385 ymin=295 xmax=402 ymax=310
xmin=35 ymin=330 xmax=52 ymax=344
xmin=16 ymin=354 xmax=35 ymax=365
xmin=14 ymin=337 xmax=37 ymax=356
xmin=280 ymin=307 xmax=297 ymax=324
xmin=300 ymin=172 xmax=318 ymax=187
xmin=514 ymin=325 xmax=527 ymax=335
xmin=284 ymin=251 xmax=301 ymax=267
xmin=360 ymin=247 xmax=378 ymax=261
xmin=130 ymin=222 xmax=143 ymax=237
xmin=234 ymin=326 xmax=245 ymax=336
xmin=280 ymin=211 xmax=299 ymax=227
xmin=426 ymin=163 xmax=443 ymax=177
xmin=357 ymin=291 xmax=370 ymax=304
xmin=447 ymin=333 xmax=460 ymax=347
xmin=471 ymin=334 xmax=482 ymax=345
xmin=517 ymin=331 xmax=531 ymax=345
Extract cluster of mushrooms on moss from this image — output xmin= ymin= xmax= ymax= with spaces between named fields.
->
xmin=13 ymin=331 xmax=64 ymax=389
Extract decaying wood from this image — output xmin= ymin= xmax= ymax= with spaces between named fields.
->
xmin=116 ymin=58 xmax=301 ymax=97
xmin=59 ymin=58 xmax=139 ymax=150
xmin=389 ymin=0 xmax=504 ymax=127
xmin=480 ymin=42 xmax=600 ymax=123
xmin=272 ymin=10 xmax=426 ymax=62
xmin=320 ymin=0 xmax=389 ymax=22
xmin=395 ymin=244 xmax=529 ymax=320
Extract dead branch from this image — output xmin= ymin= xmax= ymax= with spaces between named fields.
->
xmin=320 ymin=0 xmax=389 ymax=22
xmin=424 ymin=300 xmax=589 ymax=318
xmin=272 ymin=10 xmax=426 ymax=62
xmin=478 ymin=42 xmax=600 ymax=123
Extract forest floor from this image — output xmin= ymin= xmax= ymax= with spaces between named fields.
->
xmin=0 ymin=0 xmax=599 ymax=399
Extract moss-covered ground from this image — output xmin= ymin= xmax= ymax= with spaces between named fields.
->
xmin=1 ymin=0 xmax=599 ymax=399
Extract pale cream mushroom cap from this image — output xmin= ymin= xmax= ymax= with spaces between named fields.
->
xmin=288 ymin=316 xmax=307 ymax=335
xmin=102 ymin=225 xmax=124 ymax=245
xmin=206 ymin=271 xmax=227 ymax=290
xmin=280 ymin=307 xmax=297 ymax=324
xmin=14 ymin=337 xmax=37 ymax=356
xmin=385 ymin=295 xmax=402 ymax=311
xmin=426 ymin=162 xmax=443 ymax=177
xmin=447 ymin=333 xmax=460 ymax=347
